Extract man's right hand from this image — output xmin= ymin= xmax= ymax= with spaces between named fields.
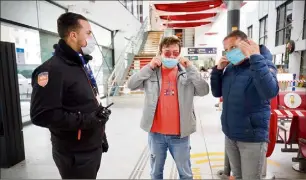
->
xmin=217 ymin=56 xmax=229 ymax=70
xmin=81 ymin=106 xmax=110 ymax=128
xmin=149 ymin=56 xmax=162 ymax=69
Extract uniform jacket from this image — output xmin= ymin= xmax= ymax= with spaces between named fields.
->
xmin=30 ymin=39 xmax=107 ymax=152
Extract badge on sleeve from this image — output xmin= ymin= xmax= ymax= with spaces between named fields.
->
xmin=37 ymin=72 xmax=49 ymax=87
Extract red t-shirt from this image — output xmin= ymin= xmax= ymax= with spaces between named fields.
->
xmin=150 ymin=67 xmax=180 ymax=135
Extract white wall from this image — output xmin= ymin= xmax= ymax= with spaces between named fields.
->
xmin=194 ymin=10 xmax=227 ymax=63
xmin=1 ymin=1 xmax=39 ymax=28
xmin=240 ymin=0 xmax=306 ymax=77
xmin=56 ymin=1 xmax=142 ymax=63
xmin=143 ymin=1 xmax=150 ymax=21
xmin=1 ymin=0 xmax=146 ymax=64
xmin=241 ymin=1 xmax=260 ymax=44
xmin=150 ymin=5 xmax=164 ymax=31
xmin=90 ymin=22 xmax=112 ymax=47
xmin=0 ymin=0 xmax=66 ymax=33
xmin=37 ymin=1 xmax=66 ymax=33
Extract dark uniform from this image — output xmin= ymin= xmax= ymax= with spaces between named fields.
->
xmin=30 ymin=39 xmax=110 ymax=179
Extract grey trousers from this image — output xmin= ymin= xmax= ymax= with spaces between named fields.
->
xmin=225 ymin=136 xmax=267 ymax=180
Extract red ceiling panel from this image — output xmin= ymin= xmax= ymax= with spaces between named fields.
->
xmin=164 ymin=22 xmax=211 ymax=28
xmin=154 ymin=0 xmax=223 ymax=12
xmin=160 ymin=13 xmax=217 ymax=21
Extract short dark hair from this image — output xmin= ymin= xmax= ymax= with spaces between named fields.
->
xmin=57 ymin=12 xmax=88 ymax=39
xmin=223 ymin=30 xmax=248 ymax=41
xmin=159 ymin=36 xmax=181 ymax=54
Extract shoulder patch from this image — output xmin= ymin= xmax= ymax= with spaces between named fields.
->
xmin=37 ymin=72 xmax=49 ymax=87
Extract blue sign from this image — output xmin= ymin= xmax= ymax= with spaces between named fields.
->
xmin=188 ymin=47 xmax=217 ymax=54
xmin=16 ymin=48 xmax=25 ymax=64
xmin=16 ymin=48 xmax=24 ymax=53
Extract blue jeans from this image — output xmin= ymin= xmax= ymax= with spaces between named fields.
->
xmin=148 ymin=132 xmax=193 ymax=180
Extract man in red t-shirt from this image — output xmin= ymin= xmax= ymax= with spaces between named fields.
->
xmin=127 ymin=36 xmax=210 ymax=179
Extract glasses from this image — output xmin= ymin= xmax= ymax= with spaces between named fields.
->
xmin=163 ymin=51 xmax=180 ymax=58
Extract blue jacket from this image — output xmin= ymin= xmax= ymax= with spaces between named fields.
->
xmin=210 ymin=45 xmax=279 ymax=142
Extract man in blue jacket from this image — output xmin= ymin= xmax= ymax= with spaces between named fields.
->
xmin=210 ymin=30 xmax=279 ymax=179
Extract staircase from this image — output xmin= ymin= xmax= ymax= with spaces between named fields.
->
xmin=119 ymin=31 xmax=164 ymax=95
xmin=138 ymin=31 xmax=164 ymax=57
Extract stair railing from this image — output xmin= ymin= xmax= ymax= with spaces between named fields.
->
xmin=107 ymin=17 xmax=149 ymax=97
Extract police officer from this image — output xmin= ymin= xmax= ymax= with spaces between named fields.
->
xmin=30 ymin=12 xmax=111 ymax=179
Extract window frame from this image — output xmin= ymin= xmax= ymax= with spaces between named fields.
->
xmin=118 ymin=0 xmax=140 ymax=20
xmin=303 ymin=1 xmax=306 ymax=39
xmin=275 ymin=0 xmax=293 ymax=46
xmin=247 ymin=25 xmax=253 ymax=38
xmin=259 ymin=15 xmax=268 ymax=45
xmin=300 ymin=51 xmax=306 ymax=79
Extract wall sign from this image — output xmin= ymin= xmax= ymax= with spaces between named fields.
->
xmin=184 ymin=56 xmax=199 ymax=61
xmin=188 ymin=48 xmax=217 ymax=54
xmin=284 ymin=92 xmax=302 ymax=109
xmin=16 ymin=48 xmax=25 ymax=64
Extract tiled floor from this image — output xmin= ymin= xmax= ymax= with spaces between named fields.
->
xmin=1 ymin=93 xmax=306 ymax=179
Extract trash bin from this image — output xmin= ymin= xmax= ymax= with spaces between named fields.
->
xmin=0 ymin=41 xmax=25 ymax=168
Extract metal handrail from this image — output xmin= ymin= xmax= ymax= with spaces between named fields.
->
xmin=107 ymin=17 xmax=148 ymax=84
xmin=106 ymin=17 xmax=149 ymax=97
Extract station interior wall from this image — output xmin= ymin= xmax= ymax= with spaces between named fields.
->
xmin=193 ymin=0 xmax=306 ymax=77
xmin=0 ymin=0 xmax=147 ymax=95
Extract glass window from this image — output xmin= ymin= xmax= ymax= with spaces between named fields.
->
xmin=259 ymin=16 xmax=268 ymax=45
xmin=0 ymin=22 xmax=41 ymax=65
xmin=0 ymin=22 xmax=42 ymax=123
xmin=277 ymin=6 xmax=285 ymax=30
xmin=90 ymin=22 xmax=112 ymax=47
xmin=39 ymin=32 xmax=59 ymax=63
xmin=247 ymin=26 xmax=253 ymax=38
xmin=275 ymin=0 xmax=293 ymax=46
xmin=90 ymin=46 xmax=114 ymax=96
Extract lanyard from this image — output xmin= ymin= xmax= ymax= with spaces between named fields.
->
xmin=78 ymin=53 xmax=99 ymax=95
xmin=77 ymin=53 xmax=101 ymax=141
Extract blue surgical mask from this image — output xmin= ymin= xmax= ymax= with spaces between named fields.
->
xmin=225 ymin=48 xmax=246 ymax=65
xmin=161 ymin=58 xmax=178 ymax=68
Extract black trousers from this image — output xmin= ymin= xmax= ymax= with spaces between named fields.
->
xmin=52 ymin=146 xmax=103 ymax=179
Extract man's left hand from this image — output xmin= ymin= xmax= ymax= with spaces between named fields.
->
xmin=236 ymin=39 xmax=260 ymax=58
xmin=179 ymin=57 xmax=192 ymax=68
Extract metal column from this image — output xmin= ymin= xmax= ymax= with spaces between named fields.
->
xmin=227 ymin=0 xmax=243 ymax=34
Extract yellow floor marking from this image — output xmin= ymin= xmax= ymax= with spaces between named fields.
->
xmin=211 ymin=164 xmax=225 ymax=168
xmin=195 ymin=158 xmax=224 ymax=164
xmin=191 ymin=152 xmax=281 ymax=167
xmin=191 ymin=152 xmax=224 ymax=158
xmin=267 ymin=159 xmax=281 ymax=167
